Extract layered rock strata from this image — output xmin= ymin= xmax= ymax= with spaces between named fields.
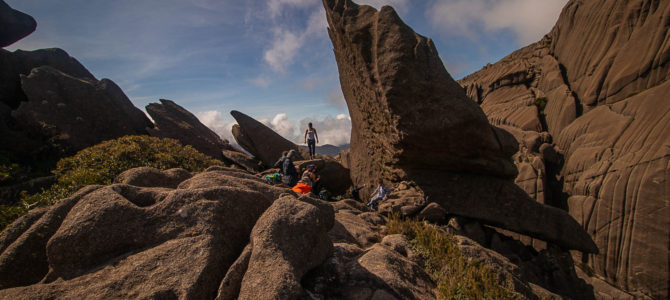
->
xmin=459 ymin=0 xmax=670 ymax=297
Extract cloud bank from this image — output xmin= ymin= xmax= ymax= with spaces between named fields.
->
xmin=197 ymin=111 xmax=352 ymax=147
xmin=428 ymin=0 xmax=567 ymax=45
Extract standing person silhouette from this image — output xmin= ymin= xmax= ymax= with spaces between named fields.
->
xmin=304 ymin=122 xmax=319 ymax=159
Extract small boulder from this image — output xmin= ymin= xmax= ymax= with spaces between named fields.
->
xmin=237 ymin=195 xmax=334 ymax=300
xmin=116 ymin=167 xmax=192 ymax=189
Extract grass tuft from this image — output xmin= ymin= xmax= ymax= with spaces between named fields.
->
xmin=1 ymin=135 xmax=223 ymax=231
xmin=387 ymin=214 xmax=518 ymax=300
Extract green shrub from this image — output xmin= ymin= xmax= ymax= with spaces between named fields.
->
xmin=534 ymin=97 xmax=548 ymax=114
xmin=387 ymin=215 xmax=518 ymax=300
xmin=0 ymin=135 xmax=223 ymax=231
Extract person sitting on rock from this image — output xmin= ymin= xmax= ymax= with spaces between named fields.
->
xmin=304 ymin=122 xmax=319 ymax=159
xmin=282 ymin=150 xmax=298 ymax=187
xmin=292 ymin=164 xmax=319 ymax=194
xmin=367 ymin=179 xmax=391 ymax=209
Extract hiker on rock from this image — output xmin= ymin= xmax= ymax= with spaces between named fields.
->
xmin=281 ymin=150 xmax=298 ymax=187
xmin=292 ymin=164 xmax=319 ymax=194
xmin=304 ymin=122 xmax=319 ymax=159
xmin=367 ymin=179 xmax=391 ymax=209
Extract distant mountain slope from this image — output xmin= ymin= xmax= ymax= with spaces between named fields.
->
xmin=299 ymin=144 xmax=349 ymax=157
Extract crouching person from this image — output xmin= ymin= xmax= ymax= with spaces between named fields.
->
xmin=292 ymin=164 xmax=319 ymax=194
xmin=367 ymin=179 xmax=391 ymax=210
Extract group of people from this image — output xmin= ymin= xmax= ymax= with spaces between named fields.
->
xmin=273 ymin=148 xmax=391 ymax=209
xmin=269 ymin=122 xmax=392 ymax=209
xmin=273 ymin=149 xmax=324 ymax=198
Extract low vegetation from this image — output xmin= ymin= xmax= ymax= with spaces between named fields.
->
xmin=1 ymin=135 xmax=223 ymax=231
xmin=387 ymin=215 xmax=518 ymax=300
xmin=534 ymin=97 xmax=548 ymax=115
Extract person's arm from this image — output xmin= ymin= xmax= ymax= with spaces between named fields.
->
xmin=304 ymin=130 xmax=308 ymax=144
xmin=314 ymin=129 xmax=319 ymax=143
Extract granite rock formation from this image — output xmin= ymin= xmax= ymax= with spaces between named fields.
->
xmin=323 ymin=0 xmax=596 ymax=253
xmin=459 ymin=0 xmax=670 ymax=297
xmin=0 ymin=0 xmax=36 ymax=47
xmin=146 ymin=99 xmax=239 ymax=160
xmin=1 ymin=48 xmax=96 ymax=109
xmin=14 ymin=66 xmax=152 ymax=151
xmin=230 ymin=110 xmax=307 ymax=166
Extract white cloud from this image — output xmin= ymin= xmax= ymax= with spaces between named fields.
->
xmin=196 ymin=110 xmax=236 ymax=143
xmin=298 ymin=115 xmax=351 ymax=146
xmin=264 ymin=30 xmax=304 ymax=73
xmin=250 ymin=74 xmax=271 ymax=88
xmin=261 ymin=2 xmax=327 ymax=73
xmin=256 ymin=113 xmax=352 ymax=146
xmin=357 ymin=0 xmax=410 ymax=15
xmin=428 ymin=0 xmax=567 ymax=45
xmin=270 ymin=113 xmax=298 ymax=139
xmin=268 ymin=0 xmax=315 ymax=18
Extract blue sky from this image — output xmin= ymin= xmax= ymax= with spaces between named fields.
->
xmin=5 ymin=0 xmax=567 ymax=146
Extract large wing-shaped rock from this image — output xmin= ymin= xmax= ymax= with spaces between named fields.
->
xmin=230 ymin=110 xmax=307 ymax=166
xmin=323 ymin=0 xmax=596 ymax=253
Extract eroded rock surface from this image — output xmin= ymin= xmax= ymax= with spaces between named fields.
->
xmin=459 ymin=0 xmax=670 ymax=297
xmin=14 ymin=66 xmax=152 ymax=151
xmin=0 ymin=167 xmax=285 ymax=298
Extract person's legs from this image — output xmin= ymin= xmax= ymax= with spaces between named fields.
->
xmin=367 ymin=195 xmax=381 ymax=208
xmin=307 ymin=139 xmax=316 ymax=158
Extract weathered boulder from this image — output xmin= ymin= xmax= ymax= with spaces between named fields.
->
xmin=13 ymin=66 xmax=152 ymax=151
xmin=0 ymin=48 xmax=95 ymax=109
xmin=343 ymin=244 xmax=436 ymax=299
xmin=323 ymin=0 xmax=595 ymax=254
xmin=294 ymin=158 xmax=352 ymax=196
xmin=221 ymin=149 xmax=261 ymax=173
xmin=0 ymin=168 xmax=287 ymax=298
xmin=115 ymin=166 xmax=192 ymax=189
xmin=0 ymin=0 xmax=36 ymax=47
xmin=146 ymin=99 xmax=236 ymax=160
xmin=230 ymin=110 xmax=307 ymax=166
xmin=329 ymin=209 xmax=380 ymax=248
xmin=233 ymin=195 xmax=334 ymax=300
